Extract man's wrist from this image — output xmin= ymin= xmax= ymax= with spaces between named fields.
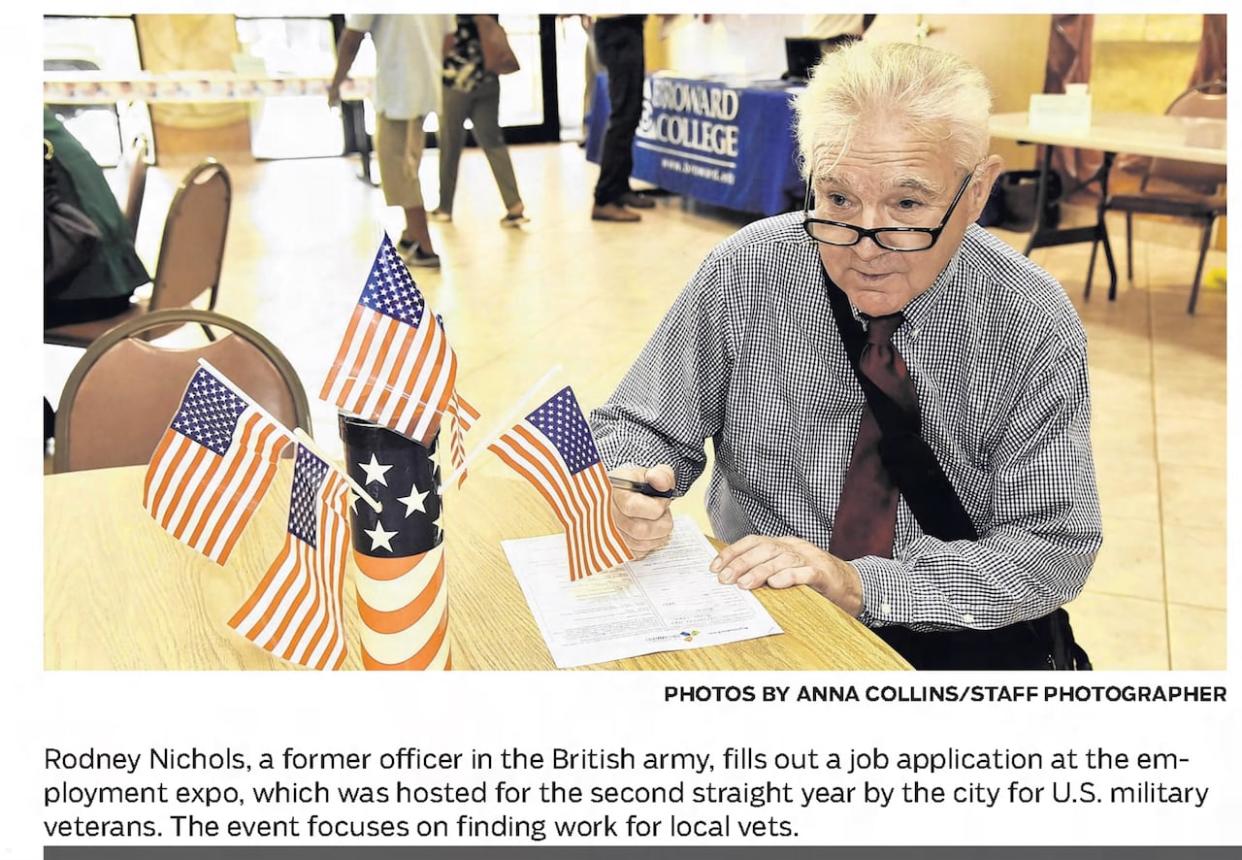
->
xmin=831 ymin=558 xmax=863 ymax=617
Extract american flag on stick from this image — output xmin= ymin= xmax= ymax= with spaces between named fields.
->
xmin=320 ymin=235 xmax=466 ymax=448
xmin=229 ymin=444 xmax=351 ymax=670
xmin=488 ymin=386 xmax=632 ymax=580
xmin=143 ymin=365 xmax=293 ymax=565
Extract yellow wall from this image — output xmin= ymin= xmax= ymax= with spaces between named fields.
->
xmin=1090 ymin=14 xmax=1201 ymax=115
xmin=864 ymin=14 xmax=1052 ymax=171
xmin=135 ymin=14 xmax=250 ymax=156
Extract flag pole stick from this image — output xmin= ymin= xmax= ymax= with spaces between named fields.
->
xmin=443 ymin=364 xmax=562 ymax=490
xmin=293 ymin=427 xmax=383 ymax=514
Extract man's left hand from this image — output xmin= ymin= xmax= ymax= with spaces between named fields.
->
xmin=710 ymin=535 xmax=864 ymax=617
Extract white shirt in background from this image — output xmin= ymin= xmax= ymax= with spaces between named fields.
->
xmin=802 ymin=14 xmax=865 ymax=39
xmin=345 ymin=14 xmax=454 ymax=119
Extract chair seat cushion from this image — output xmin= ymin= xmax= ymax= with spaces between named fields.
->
xmin=1107 ymin=193 xmax=1226 ymax=218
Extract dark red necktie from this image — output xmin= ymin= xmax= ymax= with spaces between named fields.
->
xmin=829 ymin=312 xmax=919 ymax=560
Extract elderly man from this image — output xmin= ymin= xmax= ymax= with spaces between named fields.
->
xmin=590 ymin=41 xmax=1101 ymax=670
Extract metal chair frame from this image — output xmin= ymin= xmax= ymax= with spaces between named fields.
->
xmin=53 ymin=308 xmax=311 ymax=473
xmin=44 ymin=157 xmax=232 ymax=346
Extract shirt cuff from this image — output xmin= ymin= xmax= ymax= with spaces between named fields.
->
xmin=851 ymin=555 xmax=906 ymax=627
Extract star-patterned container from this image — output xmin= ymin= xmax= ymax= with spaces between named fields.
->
xmin=338 ymin=413 xmax=451 ymax=670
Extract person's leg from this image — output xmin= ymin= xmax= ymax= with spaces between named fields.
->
xmin=375 ymin=112 xmax=436 ymax=259
xmin=592 ymin=17 xmax=645 ymax=216
xmin=437 ymin=85 xmax=469 ymax=218
xmin=468 ymin=78 xmax=524 ymax=217
xmin=399 ymin=116 xmax=435 ymax=257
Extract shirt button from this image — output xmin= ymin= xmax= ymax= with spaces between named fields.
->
xmin=881 ymin=602 xmax=892 ymax=617
xmin=962 ymin=613 xmax=974 ymax=624
xmin=911 ymin=326 xmax=920 ymax=338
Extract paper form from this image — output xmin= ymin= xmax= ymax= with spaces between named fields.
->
xmin=501 ymin=516 xmax=783 ymax=668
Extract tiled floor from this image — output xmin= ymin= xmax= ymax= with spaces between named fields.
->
xmin=45 ymin=142 xmax=1227 ymax=669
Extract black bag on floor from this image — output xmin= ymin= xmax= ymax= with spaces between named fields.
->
xmin=994 ymin=168 xmax=1062 ymax=231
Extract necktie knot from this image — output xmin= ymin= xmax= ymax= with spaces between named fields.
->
xmin=863 ymin=312 xmax=904 ymax=345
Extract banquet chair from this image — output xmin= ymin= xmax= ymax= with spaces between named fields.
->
xmin=122 ymin=134 xmax=149 ymax=240
xmin=53 ymin=309 xmax=310 ymax=473
xmin=44 ymin=158 xmax=232 ymax=347
xmin=1104 ymin=81 xmax=1227 ymax=314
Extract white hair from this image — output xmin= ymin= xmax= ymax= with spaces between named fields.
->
xmin=794 ymin=41 xmax=993 ymax=181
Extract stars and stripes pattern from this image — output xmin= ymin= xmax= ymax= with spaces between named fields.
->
xmin=321 ymin=234 xmax=464 ymax=448
xmin=228 ymin=444 xmax=351 ymax=670
xmin=489 ymin=386 xmax=632 ymax=580
xmin=143 ymin=366 xmax=292 ymax=565
xmin=341 ymin=417 xmax=451 ymax=670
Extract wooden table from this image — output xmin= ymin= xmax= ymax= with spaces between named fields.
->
xmin=988 ymin=111 xmax=1227 ymax=300
xmin=44 ymin=464 xmax=909 ymax=671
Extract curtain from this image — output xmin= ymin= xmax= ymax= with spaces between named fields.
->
xmin=1189 ymin=14 xmax=1226 ymax=88
xmin=1042 ymin=14 xmax=1100 ymax=187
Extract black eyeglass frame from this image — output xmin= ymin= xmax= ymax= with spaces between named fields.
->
xmin=802 ymin=168 xmax=976 ymax=252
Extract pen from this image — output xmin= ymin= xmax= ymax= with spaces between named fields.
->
xmin=608 ymin=476 xmax=678 ymax=499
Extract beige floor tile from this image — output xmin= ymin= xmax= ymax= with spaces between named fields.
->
xmin=1158 ymin=463 xmax=1226 ymax=530
xmin=1064 ymin=592 xmax=1168 ymax=670
xmin=1154 ymin=409 xmax=1226 ymax=469
xmin=1163 ymin=524 xmax=1227 ymax=610
xmin=1093 ymin=457 xmax=1161 ymax=522
xmin=1089 ymin=366 xmax=1153 ymax=417
xmin=1090 ymin=408 xmax=1156 ymax=463
xmin=1152 ymin=376 xmax=1226 ymax=421
xmin=1083 ymin=515 xmax=1164 ymax=601
xmin=1167 ymin=604 xmax=1227 ymax=670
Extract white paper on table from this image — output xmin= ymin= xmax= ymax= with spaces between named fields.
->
xmin=500 ymin=515 xmax=784 ymax=668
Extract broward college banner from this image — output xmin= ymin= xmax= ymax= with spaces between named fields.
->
xmin=586 ymin=73 xmax=805 ymax=216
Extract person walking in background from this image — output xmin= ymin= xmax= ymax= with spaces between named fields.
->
xmin=329 ymin=14 xmax=453 ymax=267
xmin=590 ymin=14 xmax=652 ymax=223
xmin=433 ymin=14 xmax=528 ymax=228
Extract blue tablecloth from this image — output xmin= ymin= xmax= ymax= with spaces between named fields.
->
xmin=585 ymin=73 xmax=805 ymax=216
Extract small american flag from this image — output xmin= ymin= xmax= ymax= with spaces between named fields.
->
xmin=143 ymin=366 xmax=292 ymax=565
xmin=321 ymin=235 xmax=460 ymax=447
xmin=488 ymin=386 xmax=632 ymax=580
xmin=229 ymin=444 xmax=351 ymax=670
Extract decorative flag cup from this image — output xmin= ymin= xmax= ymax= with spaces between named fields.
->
xmin=338 ymin=413 xmax=451 ymax=670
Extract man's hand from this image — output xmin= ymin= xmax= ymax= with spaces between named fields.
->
xmin=609 ymin=464 xmax=676 ymax=558
xmin=710 ymin=535 xmax=864 ymax=617
xmin=327 ymin=81 xmax=343 ymax=109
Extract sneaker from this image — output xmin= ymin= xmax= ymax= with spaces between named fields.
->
xmin=399 ymin=239 xmax=441 ymax=268
xmin=500 ymin=211 xmax=530 ymax=228
xmin=620 ymin=191 xmax=655 ymax=209
xmin=591 ymin=202 xmax=641 ymax=222
xmin=429 ymin=209 xmax=453 ymax=223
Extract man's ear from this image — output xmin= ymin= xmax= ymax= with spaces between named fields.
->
xmin=967 ymin=154 xmax=1005 ymax=219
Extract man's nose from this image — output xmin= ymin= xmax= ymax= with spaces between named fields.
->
xmin=850 ymin=233 xmax=888 ymax=262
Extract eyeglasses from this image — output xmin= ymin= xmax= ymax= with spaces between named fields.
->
xmin=802 ymin=169 xmax=976 ymax=252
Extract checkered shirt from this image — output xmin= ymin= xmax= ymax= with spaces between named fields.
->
xmin=590 ymin=213 xmax=1102 ymax=632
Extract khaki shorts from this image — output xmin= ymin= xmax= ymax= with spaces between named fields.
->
xmin=374 ymin=113 xmax=426 ymax=209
